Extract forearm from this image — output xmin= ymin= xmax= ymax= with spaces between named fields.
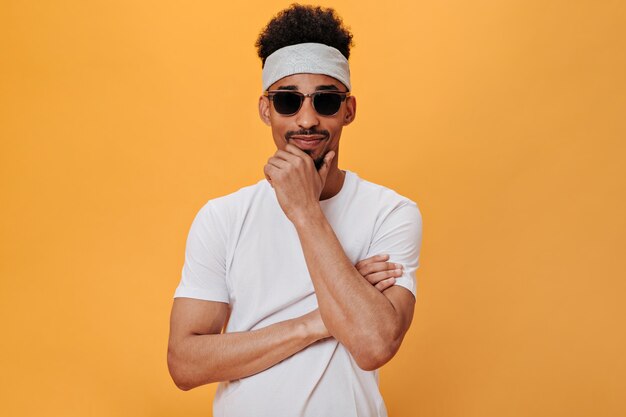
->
xmin=293 ymin=208 xmax=402 ymax=368
xmin=169 ymin=311 xmax=327 ymax=390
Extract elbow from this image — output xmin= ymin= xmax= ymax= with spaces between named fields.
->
xmin=175 ymin=382 xmax=192 ymax=392
xmin=354 ymin=357 xmax=381 ymax=372
xmin=173 ymin=378 xmax=192 ymax=392
xmin=333 ymin=319 xmax=407 ymax=371
xmin=349 ymin=323 xmax=406 ymax=371
xmin=352 ymin=338 xmax=400 ymax=371
xmin=167 ymin=347 xmax=194 ymax=391
xmin=353 ymin=346 xmax=394 ymax=371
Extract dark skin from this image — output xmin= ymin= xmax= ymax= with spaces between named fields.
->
xmin=259 ymin=73 xmax=416 ymax=370
xmin=166 ymin=74 xmax=409 ymax=391
xmin=258 ymin=73 xmax=354 ymax=201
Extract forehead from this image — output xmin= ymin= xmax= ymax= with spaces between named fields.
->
xmin=269 ymin=73 xmax=347 ymax=91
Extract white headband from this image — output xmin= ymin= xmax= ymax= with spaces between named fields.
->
xmin=262 ymin=42 xmax=351 ymax=91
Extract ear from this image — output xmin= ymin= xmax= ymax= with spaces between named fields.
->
xmin=343 ymin=95 xmax=357 ymax=126
xmin=259 ymin=95 xmax=271 ymax=126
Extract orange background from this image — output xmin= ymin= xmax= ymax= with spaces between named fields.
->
xmin=1 ymin=1 xmax=625 ymax=416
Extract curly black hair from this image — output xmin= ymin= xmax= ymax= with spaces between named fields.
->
xmin=255 ymin=3 xmax=354 ymax=68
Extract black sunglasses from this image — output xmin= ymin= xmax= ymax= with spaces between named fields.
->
xmin=264 ymin=90 xmax=351 ymax=116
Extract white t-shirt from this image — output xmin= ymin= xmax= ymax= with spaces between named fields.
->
xmin=174 ymin=169 xmax=422 ymax=417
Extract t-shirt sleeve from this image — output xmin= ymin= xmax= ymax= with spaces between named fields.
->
xmin=365 ymin=201 xmax=423 ymax=298
xmin=173 ymin=201 xmax=230 ymax=303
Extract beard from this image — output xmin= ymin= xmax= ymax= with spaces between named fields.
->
xmin=285 ymin=128 xmax=331 ymax=171
xmin=302 ymin=148 xmax=328 ymax=171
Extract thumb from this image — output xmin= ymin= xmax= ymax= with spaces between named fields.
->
xmin=264 ymin=172 xmax=274 ymax=188
xmin=318 ymin=150 xmax=335 ymax=184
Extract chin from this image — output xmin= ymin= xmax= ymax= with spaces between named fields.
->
xmin=313 ymin=150 xmax=329 ymax=171
xmin=313 ymin=157 xmax=325 ymax=171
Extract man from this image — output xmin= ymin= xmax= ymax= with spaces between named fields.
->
xmin=167 ymin=4 xmax=422 ymax=416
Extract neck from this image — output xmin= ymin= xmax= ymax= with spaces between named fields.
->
xmin=320 ymin=163 xmax=345 ymax=201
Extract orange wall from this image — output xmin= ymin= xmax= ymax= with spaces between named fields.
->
xmin=1 ymin=1 xmax=624 ymax=416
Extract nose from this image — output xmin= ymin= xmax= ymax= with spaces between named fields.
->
xmin=295 ymin=96 xmax=320 ymax=129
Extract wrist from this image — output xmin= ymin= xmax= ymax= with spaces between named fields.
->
xmin=297 ymin=310 xmax=330 ymax=343
xmin=291 ymin=203 xmax=325 ymax=230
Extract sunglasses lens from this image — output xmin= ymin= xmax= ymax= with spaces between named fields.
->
xmin=313 ymin=93 xmax=343 ymax=116
xmin=272 ymin=92 xmax=302 ymax=115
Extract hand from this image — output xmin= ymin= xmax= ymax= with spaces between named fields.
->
xmin=302 ymin=255 xmax=403 ymax=342
xmin=355 ymin=254 xmax=404 ymax=292
xmin=263 ymin=144 xmax=335 ymax=222
xmin=301 ymin=308 xmax=331 ymax=341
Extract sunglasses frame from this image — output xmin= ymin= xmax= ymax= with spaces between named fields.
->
xmin=264 ymin=90 xmax=351 ymax=116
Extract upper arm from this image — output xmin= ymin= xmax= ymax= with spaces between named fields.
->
xmin=167 ymin=298 xmax=229 ymax=389
xmin=367 ymin=200 xmax=423 ymax=299
xmin=174 ymin=202 xmax=231 ymax=303
xmin=382 ymin=285 xmax=416 ymax=341
xmin=170 ymin=199 xmax=232 ymax=347
xmin=169 ymin=201 xmax=232 ymax=374
xmin=169 ymin=298 xmax=230 ymax=344
xmin=350 ymin=285 xmax=415 ymax=371
xmin=366 ymin=200 xmax=422 ymax=362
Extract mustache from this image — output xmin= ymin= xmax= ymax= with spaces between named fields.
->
xmin=285 ymin=129 xmax=330 ymax=140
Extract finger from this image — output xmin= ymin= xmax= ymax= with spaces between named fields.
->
xmin=318 ymin=150 xmax=335 ymax=182
xmin=359 ymin=261 xmax=403 ymax=277
xmin=284 ymin=143 xmax=309 ymax=158
xmin=363 ymin=269 xmax=403 ymax=285
xmin=267 ymin=156 xmax=290 ymax=169
xmin=264 ymin=164 xmax=281 ymax=183
xmin=355 ymin=254 xmax=389 ymax=270
xmin=375 ymin=277 xmax=396 ymax=292
xmin=275 ymin=149 xmax=301 ymax=164
xmin=275 ymin=148 xmax=310 ymax=172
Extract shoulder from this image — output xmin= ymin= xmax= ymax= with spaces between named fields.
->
xmin=349 ymin=171 xmax=421 ymax=218
xmin=199 ymin=179 xmax=269 ymax=214
xmin=192 ymin=179 xmax=270 ymax=230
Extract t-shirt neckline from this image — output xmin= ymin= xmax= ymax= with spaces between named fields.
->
xmin=261 ymin=169 xmax=355 ymax=207
xmin=319 ymin=169 xmax=354 ymax=207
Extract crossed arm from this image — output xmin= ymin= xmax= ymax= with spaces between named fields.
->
xmin=292 ymin=212 xmax=416 ymax=371
xmin=167 ymin=254 xmax=407 ymax=391
xmin=169 ymin=146 xmax=420 ymax=390
xmin=263 ymin=144 xmax=419 ymax=370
